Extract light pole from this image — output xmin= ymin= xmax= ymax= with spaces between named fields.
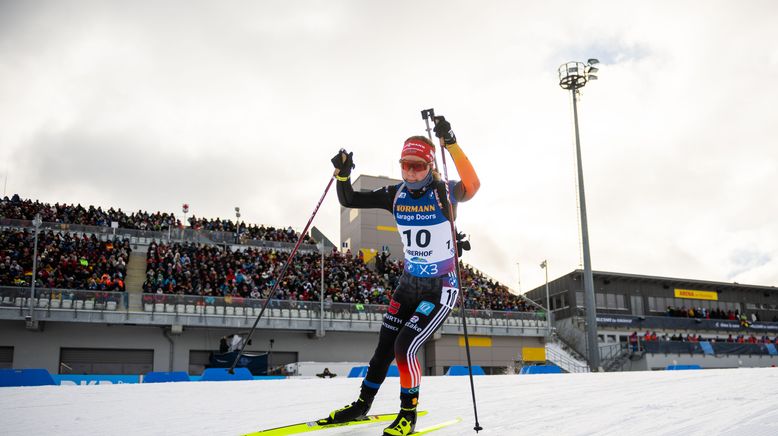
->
xmin=540 ymin=260 xmax=552 ymax=337
xmin=234 ymin=207 xmax=241 ymax=244
xmin=29 ymin=214 xmax=42 ymax=324
xmin=182 ymin=203 xmax=189 ymax=240
xmin=319 ymin=240 xmax=325 ymax=337
xmin=558 ymin=58 xmax=601 ymax=371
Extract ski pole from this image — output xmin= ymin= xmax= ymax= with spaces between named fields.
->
xmin=421 ymin=108 xmax=483 ymax=433
xmin=228 ymin=169 xmax=339 ymax=374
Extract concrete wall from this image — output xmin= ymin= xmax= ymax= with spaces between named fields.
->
xmin=618 ymin=353 xmax=778 ymax=371
xmin=425 ymin=335 xmax=545 ymax=375
xmin=0 ymin=321 xmax=405 ymax=374
xmin=0 ymin=319 xmax=551 ymax=375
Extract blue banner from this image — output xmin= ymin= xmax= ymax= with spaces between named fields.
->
xmin=54 ymin=375 xmax=140 ymax=386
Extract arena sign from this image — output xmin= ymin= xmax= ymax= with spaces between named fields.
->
xmin=674 ymin=289 xmax=718 ymax=301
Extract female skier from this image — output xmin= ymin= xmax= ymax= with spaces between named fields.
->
xmin=320 ymin=117 xmax=480 ymax=436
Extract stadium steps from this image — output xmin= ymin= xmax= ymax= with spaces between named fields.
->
xmin=124 ymin=250 xmax=147 ymax=311
xmin=546 ymin=341 xmax=589 ymax=373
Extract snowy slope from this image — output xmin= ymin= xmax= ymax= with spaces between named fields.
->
xmin=2 ymin=368 xmax=778 ymax=436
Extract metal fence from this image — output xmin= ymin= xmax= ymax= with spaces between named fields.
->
xmin=0 ymin=286 xmax=126 ymax=315
xmin=0 ymin=286 xmax=546 ymax=327
xmin=641 ymin=340 xmax=777 ymax=356
xmin=137 ymin=293 xmax=547 ymax=324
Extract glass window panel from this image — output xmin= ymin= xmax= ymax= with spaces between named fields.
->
xmin=607 ymin=293 xmax=617 ymax=308
xmin=576 ymin=292 xmax=584 ymax=307
xmin=596 ymin=293 xmax=605 ymax=308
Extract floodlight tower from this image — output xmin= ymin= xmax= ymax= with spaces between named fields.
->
xmin=558 ymin=59 xmax=601 ymax=371
xmin=28 ymin=214 xmax=42 ymax=327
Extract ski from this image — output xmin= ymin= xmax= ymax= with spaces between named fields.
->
xmin=410 ymin=417 xmax=463 ymax=435
xmin=243 ymin=411 xmax=429 ymax=435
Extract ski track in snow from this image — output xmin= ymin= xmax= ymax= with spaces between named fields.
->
xmin=1 ymin=368 xmax=778 ymax=435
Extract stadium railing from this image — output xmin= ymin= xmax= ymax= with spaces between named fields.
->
xmin=0 ymin=285 xmax=546 ymax=327
xmin=642 ymin=340 xmax=777 ymax=356
xmin=138 ymin=292 xmax=547 ymax=325
xmin=0 ymin=286 xmax=126 ymax=313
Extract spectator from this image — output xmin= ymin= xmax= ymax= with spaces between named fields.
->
xmin=629 ymin=332 xmax=639 ymax=351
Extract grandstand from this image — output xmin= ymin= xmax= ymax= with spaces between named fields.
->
xmin=525 ymin=270 xmax=778 ymax=370
xmin=0 ymin=194 xmax=549 ymax=377
xmin=7 ymin=192 xmax=776 ymax=376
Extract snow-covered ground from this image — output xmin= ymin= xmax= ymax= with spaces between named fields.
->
xmin=2 ymin=368 xmax=778 ymax=435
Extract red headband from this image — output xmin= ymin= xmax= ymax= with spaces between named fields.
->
xmin=401 ymin=139 xmax=435 ymax=163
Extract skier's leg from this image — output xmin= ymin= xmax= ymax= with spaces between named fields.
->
xmin=384 ymin=274 xmax=459 ymax=436
xmin=323 ymin=282 xmax=416 ymax=424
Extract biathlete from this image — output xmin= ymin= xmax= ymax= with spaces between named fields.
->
xmin=320 ymin=117 xmax=480 ymax=436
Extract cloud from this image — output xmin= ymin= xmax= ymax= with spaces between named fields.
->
xmin=2 ymin=0 xmax=777 ymax=293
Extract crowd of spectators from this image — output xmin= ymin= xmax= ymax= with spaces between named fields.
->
xmin=187 ymin=216 xmax=315 ymax=244
xmin=665 ymin=305 xmax=747 ymax=321
xmin=142 ymin=242 xmax=537 ymax=313
xmin=629 ymin=330 xmax=778 ymax=349
xmin=459 ymin=264 xmax=535 ymax=312
xmin=1 ymin=195 xmax=312 ymax=244
xmin=665 ymin=305 xmax=763 ymax=327
xmin=1 ymin=194 xmax=179 ymax=231
xmin=0 ymin=228 xmax=130 ymax=291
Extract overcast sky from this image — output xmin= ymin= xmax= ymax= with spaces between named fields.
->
xmin=1 ymin=0 xmax=777 ymax=292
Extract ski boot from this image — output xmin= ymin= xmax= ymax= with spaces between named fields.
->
xmin=382 ymin=406 xmax=417 ymax=436
xmin=383 ymin=391 xmax=418 ymax=436
xmin=317 ymin=382 xmax=377 ymax=425
xmin=318 ymin=397 xmax=373 ymax=425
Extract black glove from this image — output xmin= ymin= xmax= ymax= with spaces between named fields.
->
xmin=433 ymin=116 xmax=457 ymax=145
xmin=331 ymin=149 xmax=354 ymax=178
xmin=456 ymin=232 xmax=471 ymax=257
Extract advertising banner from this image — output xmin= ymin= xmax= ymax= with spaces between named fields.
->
xmin=674 ymin=289 xmax=718 ymax=301
xmin=54 ymin=375 xmax=140 ymax=386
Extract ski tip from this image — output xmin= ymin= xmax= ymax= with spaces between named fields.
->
xmin=410 ymin=417 xmax=463 ymax=435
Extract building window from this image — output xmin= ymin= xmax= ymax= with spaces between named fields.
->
xmin=607 ymin=293 xmax=617 ymax=308
xmin=596 ymin=293 xmax=605 ymax=309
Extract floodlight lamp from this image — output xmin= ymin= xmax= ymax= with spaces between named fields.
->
xmin=235 ymin=207 xmax=240 ymax=212
xmin=587 ymin=58 xmax=600 ymax=65
xmin=586 ymin=66 xmax=599 ymax=75
xmin=588 ymin=75 xmax=598 ymax=81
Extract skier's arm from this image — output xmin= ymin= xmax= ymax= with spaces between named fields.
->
xmin=445 ymin=142 xmax=480 ymax=202
xmin=331 ymin=149 xmax=394 ymax=212
xmin=433 ymin=117 xmax=480 ymax=202
xmin=336 ymin=179 xmax=394 ymax=212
